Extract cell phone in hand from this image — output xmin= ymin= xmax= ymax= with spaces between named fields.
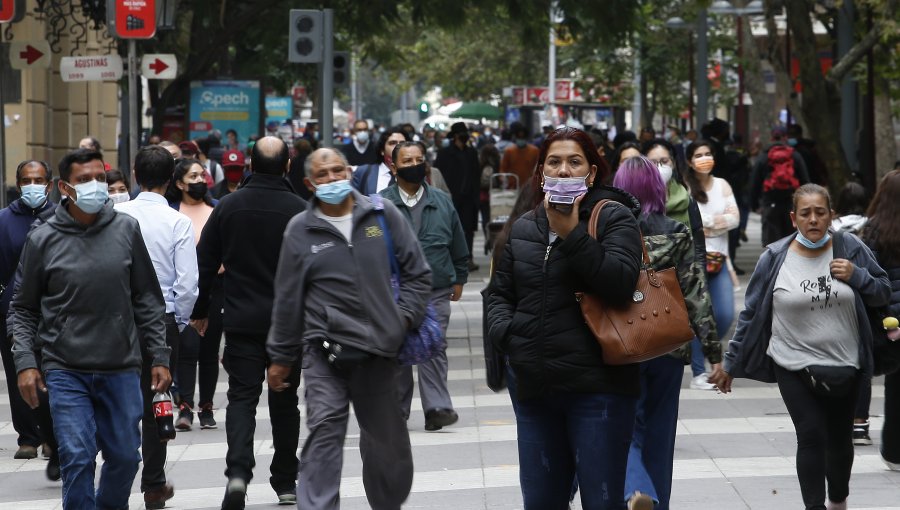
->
xmin=548 ymin=194 xmax=575 ymax=214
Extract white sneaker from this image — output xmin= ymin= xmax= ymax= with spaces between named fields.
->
xmin=884 ymin=457 xmax=900 ymax=471
xmin=690 ymin=373 xmax=716 ymax=390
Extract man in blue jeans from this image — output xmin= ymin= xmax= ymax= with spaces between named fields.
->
xmin=9 ymin=148 xmax=172 ymax=509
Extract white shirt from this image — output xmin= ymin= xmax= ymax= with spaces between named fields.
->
xmin=398 ymin=185 xmax=425 ymax=208
xmin=376 ymin=162 xmax=393 ymax=193
xmin=116 ymin=192 xmax=199 ymax=327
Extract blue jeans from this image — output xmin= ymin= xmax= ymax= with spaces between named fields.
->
xmin=625 ymin=355 xmax=684 ymax=509
xmin=692 ymin=267 xmax=735 ymax=375
xmin=46 ymin=369 xmax=143 ymax=510
xmin=515 ymin=389 xmax=636 ymax=510
xmin=708 ymin=266 xmax=735 ymax=340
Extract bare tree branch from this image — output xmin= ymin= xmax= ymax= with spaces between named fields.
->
xmin=826 ymin=28 xmax=881 ymax=83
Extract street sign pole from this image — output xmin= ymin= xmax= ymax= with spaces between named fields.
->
xmin=128 ymin=39 xmax=138 ymax=184
xmin=1 ymin=61 xmax=7 ymax=209
xmin=319 ymin=8 xmax=334 ymax=148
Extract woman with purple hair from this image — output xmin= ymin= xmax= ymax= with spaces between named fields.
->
xmin=613 ymin=156 xmax=721 ymax=510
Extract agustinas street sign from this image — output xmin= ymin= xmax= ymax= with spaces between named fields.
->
xmin=9 ymin=41 xmax=51 ymax=69
xmin=60 ymin=55 xmax=124 ymax=82
xmin=141 ymin=54 xmax=177 ymax=79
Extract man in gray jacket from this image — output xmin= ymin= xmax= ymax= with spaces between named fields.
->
xmin=11 ymin=148 xmax=172 ymax=510
xmin=267 ymin=147 xmax=432 ymax=510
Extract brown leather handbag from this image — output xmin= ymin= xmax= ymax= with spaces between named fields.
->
xmin=575 ymin=200 xmax=694 ymax=365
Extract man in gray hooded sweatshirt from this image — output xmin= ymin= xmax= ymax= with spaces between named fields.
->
xmin=10 ymin=148 xmax=171 ymax=510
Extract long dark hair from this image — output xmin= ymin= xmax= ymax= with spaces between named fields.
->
xmin=166 ymin=158 xmax=214 ymax=206
xmin=684 ymin=140 xmax=714 ymax=204
xmin=863 ymin=170 xmax=900 ymax=267
xmin=490 ymin=180 xmax=542 ymax=274
xmin=479 ymin=144 xmax=500 ymax=172
xmin=536 ymin=127 xmax=610 ymax=192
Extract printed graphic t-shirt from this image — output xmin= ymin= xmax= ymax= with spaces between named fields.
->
xmin=767 ymin=246 xmax=860 ymax=370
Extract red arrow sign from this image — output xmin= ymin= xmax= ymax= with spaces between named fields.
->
xmin=148 ymin=58 xmax=169 ymax=75
xmin=19 ymin=45 xmax=44 ymax=65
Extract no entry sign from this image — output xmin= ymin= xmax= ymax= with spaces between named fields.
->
xmin=113 ymin=0 xmax=156 ymax=39
xmin=0 ymin=0 xmax=16 ymax=23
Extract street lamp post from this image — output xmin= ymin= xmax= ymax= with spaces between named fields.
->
xmin=664 ymin=16 xmax=701 ymax=131
xmin=709 ymin=0 xmax=764 ymax=146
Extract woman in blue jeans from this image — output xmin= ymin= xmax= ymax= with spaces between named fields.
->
xmin=487 ymin=127 xmax=643 ymax=509
xmin=685 ymin=140 xmax=738 ymax=387
xmin=613 ymin=156 xmax=721 ymax=510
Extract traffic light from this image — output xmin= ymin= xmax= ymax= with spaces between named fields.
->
xmin=288 ymin=10 xmax=323 ymax=63
xmin=333 ymin=51 xmax=349 ymax=88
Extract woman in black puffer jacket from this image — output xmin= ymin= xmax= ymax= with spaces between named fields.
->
xmin=486 ymin=127 xmax=643 ymax=510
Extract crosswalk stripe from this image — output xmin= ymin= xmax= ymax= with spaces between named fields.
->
xmin=4 ymin=455 xmax=899 ymax=509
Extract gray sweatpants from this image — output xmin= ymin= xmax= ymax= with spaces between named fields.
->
xmin=299 ymin=343 xmax=413 ymax=510
xmin=395 ymin=288 xmax=453 ymax=418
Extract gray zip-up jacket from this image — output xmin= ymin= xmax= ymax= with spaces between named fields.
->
xmin=723 ymin=231 xmax=890 ymax=382
xmin=267 ymin=191 xmax=432 ymax=363
xmin=11 ymin=199 xmax=170 ymax=374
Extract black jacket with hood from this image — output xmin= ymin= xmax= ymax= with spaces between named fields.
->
xmin=486 ymin=185 xmax=644 ymax=400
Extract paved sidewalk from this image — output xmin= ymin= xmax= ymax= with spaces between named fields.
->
xmin=1 ymin=214 xmax=898 ymax=509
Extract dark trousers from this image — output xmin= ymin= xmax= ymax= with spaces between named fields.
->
xmin=854 ymin=374 xmax=872 ymax=421
xmin=1 ymin=328 xmax=42 ymax=447
xmin=761 ymin=198 xmax=794 ymax=246
xmin=141 ymin=313 xmax=180 ymax=492
xmin=775 ymin=364 xmax=859 ymax=509
xmin=222 ymin=333 xmax=301 ymax=493
xmin=177 ymin=277 xmax=224 ymax=408
xmin=884 ymin=370 xmax=900 ymax=463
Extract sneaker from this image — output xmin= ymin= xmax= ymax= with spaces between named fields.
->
xmin=853 ymin=422 xmax=872 ymax=446
xmin=14 ymin=445 xmax=38 ymax=459
xmin=690 ymin=374 xmax=716 ymax=390
xmin=221 ymin=478 xmax=247 ymax=510
xmin=884 ymin=457 xmax=900 ymax=471
xmin=175 ymin=404 xmax=194 ymax=432
xmin=199 ymin=403 xmax=218 ymax=429
xmin=424 ymin=408 xmax=459 ymax=431
xmin=468 ymin=259 xmax=480 ymax=272
xmin=276 ymin=489 xmax=297 ymax=505
xmin=627 ymin=491 xmax=654 ymax=510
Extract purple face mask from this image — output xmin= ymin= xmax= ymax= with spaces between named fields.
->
xmin=543 ymin=174 xmax=588 ymax=198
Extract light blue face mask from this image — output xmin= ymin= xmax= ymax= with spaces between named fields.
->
xmin=20 ymin=184 xmax=48 ymax=209
xmin=314 ymin=179 xmax=353 ymax=205
xmin=67 ymin=179 xmax=109 ymax=214
xmin=796 ymin=230 xmax=831 ymax=249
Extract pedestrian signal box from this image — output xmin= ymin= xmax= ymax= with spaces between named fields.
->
xmin=289 ymin=10 xmax=323 ymax=63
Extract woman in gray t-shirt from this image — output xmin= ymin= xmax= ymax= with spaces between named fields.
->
xmin=712 ymin=184 xmax=892 ymax=510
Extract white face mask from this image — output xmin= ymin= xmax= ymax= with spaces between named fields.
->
xmin=658 ymin=163 xmax=673 ymax=183
xmin=109 ymin=192 xmax=130 ymax=204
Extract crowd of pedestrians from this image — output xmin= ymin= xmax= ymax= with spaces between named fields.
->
xmin=1 ymin=118 xmax=898 ymax=510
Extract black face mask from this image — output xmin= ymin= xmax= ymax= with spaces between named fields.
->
xmin=397 ymin=163 xmax=427 ymax=185
xmin=186 ymin=182 xmax=208 ymax=200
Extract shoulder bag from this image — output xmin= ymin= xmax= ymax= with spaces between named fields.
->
xmin=371 ymin=195 xmax=446 ymax=365
xmin=575 ymin=200 xmax=695 ymax=365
